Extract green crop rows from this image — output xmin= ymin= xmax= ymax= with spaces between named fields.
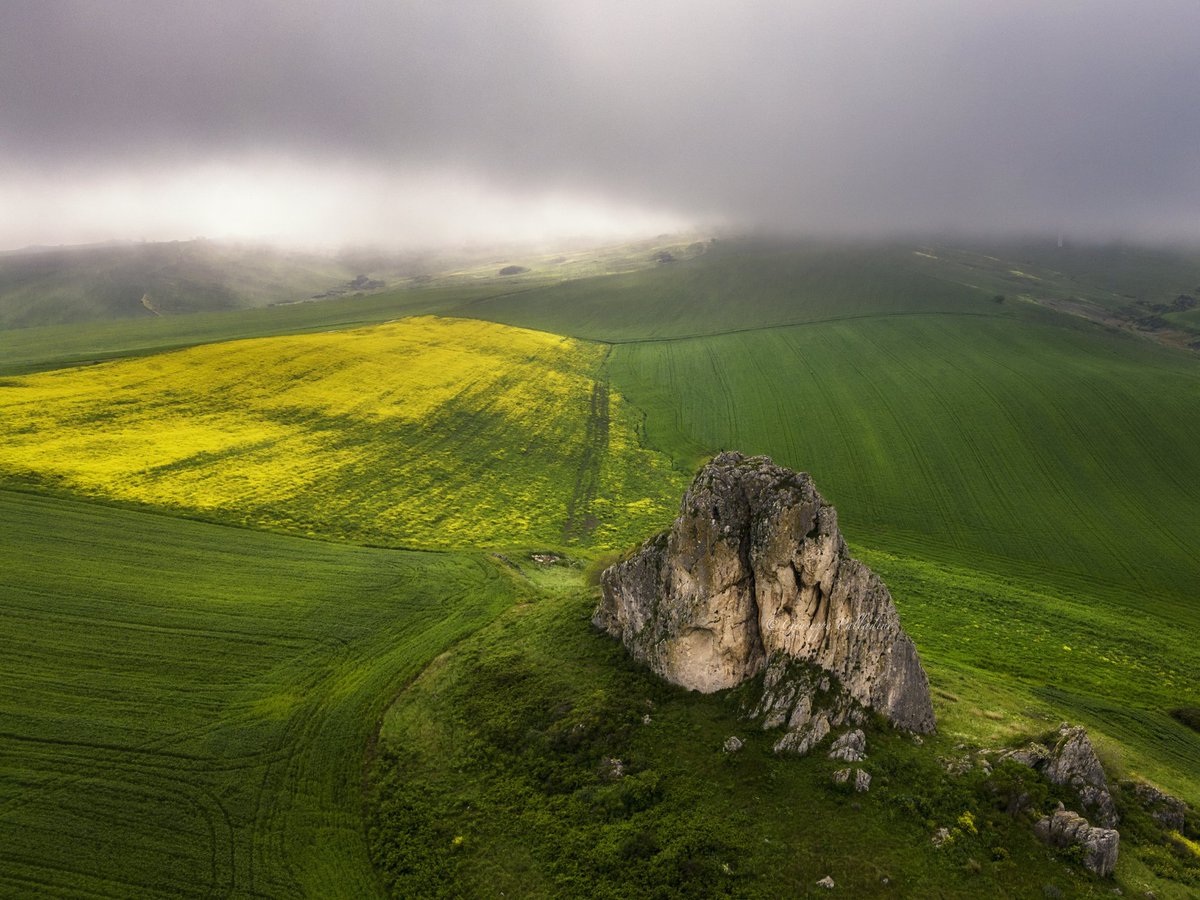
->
xmin=0 ymin=490 xmax=519 ymax=896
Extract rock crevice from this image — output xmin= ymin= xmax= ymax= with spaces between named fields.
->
xmin=594 ymin=452 xmax=936 ymax=736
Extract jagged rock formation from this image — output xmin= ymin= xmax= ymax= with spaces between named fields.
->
xmin=595 ymin=452 xmax=936 ymax=743
xmin=1002 ymin=724 xmax=1118 ymax=827
xmin=748 ymin=658 xmax=868 ymax=754
xmin=1034 ymin=808 xmax=1120 ymax=877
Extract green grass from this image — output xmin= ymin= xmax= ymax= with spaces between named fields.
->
xmin=858 ymin=548 xmax=1200 ymax=805
xmin=0 ymin=489 xmax=521 ymax=897
xmin=950 ymin=241 xmax=1200 ymax=312
xmin=609 ymin=314 xmax=1200 ymax=609
xmin=0 ymin=233 xmax=710 ymax=361
xmin=3 ymin=237 xmax=1200 ymax=895
xmin=605 ymin=312 xmax=1200 ymax=805
xmin=0 ymin=284 xmax=522 ymax=376
xmin=0 ymin=241 xmax=371 ymax=328
xmin=371 ymin=572 xmax=1198 ymax=898
xmin=443 ymin=239 xmax=1015 ymax=342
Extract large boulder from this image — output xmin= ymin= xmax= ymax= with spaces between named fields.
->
xmin=595 ymin=452 xmax=936 ymax=737
xmin=1034 ymin=808 xmax=1120 ymax=876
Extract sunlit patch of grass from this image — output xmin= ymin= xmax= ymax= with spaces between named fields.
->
xmin=0 ymin=316 xmax=685 ymax=550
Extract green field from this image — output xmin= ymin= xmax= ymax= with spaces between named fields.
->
xmin=2 ymin=238 xmax=1199 ymax=897
xmin=0 ymin=489 xmax=520 ymax=897
xmin=609 ymin=314 xmax=1200 ymax=604
xmin=0 ymin=283 xmax=518 ymax=376
xmin=445 ymin=240 xmax=1017 ymax=341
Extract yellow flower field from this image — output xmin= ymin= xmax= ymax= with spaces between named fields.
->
xmin=0 ymin=316 xmax=684 ymax=549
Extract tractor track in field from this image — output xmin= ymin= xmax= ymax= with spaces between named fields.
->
xmin=562 ymin=368 xmax=610 ymax=543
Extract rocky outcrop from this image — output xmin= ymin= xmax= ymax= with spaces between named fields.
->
xmin=833 ymin=767 xmax=871 ymax=792
xmin=1034 ymin=808 xmax=1120 ymax=877
xmin=595 ymin=452 xmax=936 ymax=742
xmin=1003 ymin=724 xmax=1117 ymax=827
xmin=747 ymin=657 xmax=869 ymax=754
xmin=1132 ymin=782 xmax=1188 ymax=831
xmin=828 ymin=729 xmax=867 ymax=762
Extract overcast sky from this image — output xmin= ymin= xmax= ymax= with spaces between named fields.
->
xmin=3 ymin=1 xmax=1200 ymax=249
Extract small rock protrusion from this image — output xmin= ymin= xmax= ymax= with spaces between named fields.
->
xmin=1044 ymin=725 xmax=1118 ymax=827
xmin=597 ymin=757 xmax=625 ymax=782
xmin=854 ymin=768 xmax=871 ymax=792
xmin=828 ymin=729 xmax=867 ymax=762
xmin=816 ymin=875 xmax=835 ymax=889
xmin=1033 ymin=809 xmax=1119 ymax=877
xmin=932 ymin=827 xmax=952 ymax=848
xmin=773 ymin=712 xmax=830 ymax=756
xmin=1002 ymin=724 xmax=1118 ymax=827
xmin=723 ymin=736 xmax=744 ymax=753
xmin=642 ymin=714 xmax=652 ymax=725
xmin=1132 ymin=781 xmax=1188 ymax=830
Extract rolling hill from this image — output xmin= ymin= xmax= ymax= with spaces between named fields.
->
xmin=1 ymin=237 xmax=1198 ymax=897
xmin=0 ymin=316 xmax=683 ymax=550
xmin=0 ymin=241 xmax=369 ymax=328
xmin=0 ymin=489 xmax=521 ymax=897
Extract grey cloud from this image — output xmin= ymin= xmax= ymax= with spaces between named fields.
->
xmin=3 ymin=0 xmax=1200 ymax=242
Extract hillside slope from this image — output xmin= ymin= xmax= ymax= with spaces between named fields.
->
xmin=0 ymin=240 xmax=371 ymax=328
xmin=0 ymin=489 xmax=520 ymax=897
xmin=0 ymin=316 xmax=684 ymax=549
xmin=610 ymin=314 xmax=1200 ymax=606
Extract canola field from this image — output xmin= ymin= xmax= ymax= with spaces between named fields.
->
xmin=0 ymin=316 xmax=684 ymax=550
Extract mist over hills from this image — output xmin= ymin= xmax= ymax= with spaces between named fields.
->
xmin=3 ymin=3 xmax=1200 ymax=896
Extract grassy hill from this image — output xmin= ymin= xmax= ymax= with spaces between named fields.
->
xmin=2 ymin=237 xmax=1199 ymax=896
xmin=0 ymin=241 xmax=371 ymax=328
xmin=442 ymin=239 xmax=1014 ymax=341
xmin=609 ymin=314 xmax=1200 ymax=605
xmin=0 ymin=489 xmax=521 ymax=897
xmin=0 ymin=234 xmax=710 ymax=333
xmin=0 ymin=316 xmax=683 ymax=550
xmin=370 ymin=570 xmax=1198 ymax=899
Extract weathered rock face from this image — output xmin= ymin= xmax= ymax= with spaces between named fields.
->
xmin=828 ymin=729 xmax=867 ymax=762
xmin=595 ymin=452 xmax=936 ymax=734
xmin=1034 ymin=809 xmax=1120 ymax=877
xmin=1003 ymin=724 xmax=1118 ymax=827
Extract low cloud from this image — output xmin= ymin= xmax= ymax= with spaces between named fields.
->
xmin=3 ymin=1 xmax=1199 ymax=248
xmin=0 ymin=159 xmax=693 ymax=251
